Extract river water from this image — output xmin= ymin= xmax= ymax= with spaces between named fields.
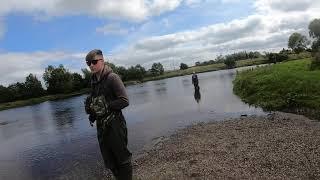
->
xmin=0 ymin=67 xmax=266 ymax=179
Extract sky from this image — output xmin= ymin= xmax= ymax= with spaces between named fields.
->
xmin=0 ymin=0 xmax=319 ymax=86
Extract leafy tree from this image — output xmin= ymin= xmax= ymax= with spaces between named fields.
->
xmin=309 ymin=18 xmax=320 ymax=70
xmin=7 ymin=82 xmax=27 ymax=100
xmin=81 ymin=68 xmax=91 ymax=88
xmin=43 ymin=65 xmax=54 ymax=87
xmin=288 ymin=32 xmax=309 ymax=54
xmin=43 ymin=65 xmax=73 ymax=94
xmin=126 ymin=64 xmax=146 ymax=81
xmin=276 ymin=52 xmax=289 ymax=62
xmin=311 ymin=40 xmax=320 ymax=52
xmin=134 ymin=64 xmax=146 ymax=80
xmin=266 ymin=53 xmax=277 ymax=64
xmin=224 ymin=58 xmax=236 ymax=69
xmin=309 ymin=18 xmax=320 ymax=40
xmin=116 ymin=66 xmax=128 ymax=81
xmin=0 ymin=85 xmax=11 ymax=103
xmin=0 ymin=74 xmax=44 ymax=103
xmin=25 ymin=74 xmax=44 ymax=98
xmin=310 ymin=51 xmax=320 ymax=70
xmin=72 ymin=73 xmax=84 ymax=90
xmin=266 ymin=52 xmax=288 ymax=64
xmin=248 ymin=52 xmax=255 ymax=59
xmin=215 ymin=55 xmax=225 ymax=63
xmin=248 ymin=51 xmax=261 ymax=59
xmin=208 ymin=60 xmax=215 ymax=64
xmin=150 ymin=62 xmax=164 ymax=76
xmin=105 ymin=62 xmax=117 ymax=72
xmin=180 ymin=63 xmax=188 ymax=70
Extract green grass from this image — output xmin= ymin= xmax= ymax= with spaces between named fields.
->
xmin=0 ymin=88 xmax=90 ymax=111
xmin=233 ymin=58 xmax=320 ymax=113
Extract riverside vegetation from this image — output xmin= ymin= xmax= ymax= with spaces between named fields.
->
xmin=233 ymin=18 xmax=320 ymax=119
xmin=233 ymin=59 xmax=320 ymax=119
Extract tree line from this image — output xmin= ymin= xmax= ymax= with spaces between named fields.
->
xmin=177 ymin=50 xmax=261 ymax=71
xmin=192 ymin=18 xmax=320 ymax=68
xmin=109 ymin=62 xmax=164 ymax=82
xmin=192 ymin=51 xmax=262 ymax=69
xmin=264 ymin=18 xmax=320 ymax=67
xmin=0 ymin=62 xmax=165 ymax=103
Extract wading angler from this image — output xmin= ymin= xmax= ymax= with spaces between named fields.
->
xmin=84 ymin=49 xmax=132 ymax=180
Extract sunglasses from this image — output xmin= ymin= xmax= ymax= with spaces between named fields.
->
xmin=86 ymin=59 xmax=102 ymax=66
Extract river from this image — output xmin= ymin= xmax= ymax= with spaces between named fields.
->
xmin=0 ymin=67 xmax=266 ymax=179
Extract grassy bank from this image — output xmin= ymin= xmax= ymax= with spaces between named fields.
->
xmin=0 ymin=88 xmax=90 ymax=111
xmin=233 ymin=58 xmax=320 ymax=118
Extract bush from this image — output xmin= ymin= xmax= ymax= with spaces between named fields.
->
xmin=310 ymin=51 xmax=320 ymax=70
xmin=224 ymin=58 xmax=236 ymax=69
xmin=277 ymin=53 xmax=289 ymax=62
xmin=267 ymin=52 xmax=288 ymax=63
xmin=180 ymin=63 xmax=188 ymax=70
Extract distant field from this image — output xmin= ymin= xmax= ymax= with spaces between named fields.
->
xmin=143 ymin=58 xmax=267 ymax=82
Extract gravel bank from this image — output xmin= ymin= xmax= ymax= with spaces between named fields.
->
xmin=133 ymin=112 xmax=320 ymax=179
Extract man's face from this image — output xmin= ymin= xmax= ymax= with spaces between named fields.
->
xmin=88 ymin=55 xmax=104 ymax=74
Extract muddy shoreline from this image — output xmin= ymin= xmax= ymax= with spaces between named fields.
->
xmin=133 ymin=112 xmax=320 ymax=179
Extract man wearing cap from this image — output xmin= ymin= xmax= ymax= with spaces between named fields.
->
xmin=192 ymin=71 xmax=199 ymax=89
xmin=84 ymin=49 xmax=132 ymax=180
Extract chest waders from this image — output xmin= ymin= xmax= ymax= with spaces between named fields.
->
xmin=90 ymin=72 xmax=132 ymax=180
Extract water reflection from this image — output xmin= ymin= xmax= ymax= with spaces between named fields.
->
xmin=194 ymin=87 xmax=201 ymax=103
xmin=182 ymin=78 xmax=191 ymax=87
xmin=154 ymin=80 xmax=167 ymax=97
xmin=48 ymin=100 xmax=76 ymax=130
xmin=0 ymin=66 xmax=266 ymax=180
xmin=30 ymin=103 xmax=54 ymax=132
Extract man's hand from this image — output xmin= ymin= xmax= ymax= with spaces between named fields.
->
xmin=84 ymin=96 xmax=92 ymax=114
xmin=89 ymin=114 xmax=95 ymax=127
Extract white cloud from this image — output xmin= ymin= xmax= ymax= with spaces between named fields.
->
xmin=0 ymin=0 xmax=183 ymax=22
xmin=96 ymin=23 xmax=129 ymax=36
xmin=254 ymin=0 xmax=317 ymax=13
xmin=133 ymin=15 xmax=263 ymax=52
xmin=221 ymin=0 xmax=241 ymax=4
xmin=109 ymin=1 xmax=319 ymax=68
xmin=148 ymin=0 xmax=183 ymax=16
xmin=0 ymin=51 xmax=86 ymax=86
xmin=184 ymin=0 xmax=203 ymax=6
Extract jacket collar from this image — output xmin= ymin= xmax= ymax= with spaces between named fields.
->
xmin=91 ymin=64 xmax=112 ymax=85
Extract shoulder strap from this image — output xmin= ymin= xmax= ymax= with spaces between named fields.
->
xmin=96 ymin=71 xmax=112 ymax=96
xmin=90 ymin=67 xmax=112 ymax=97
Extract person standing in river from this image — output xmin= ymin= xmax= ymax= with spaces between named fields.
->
xmin=84 ymin=49 xmax=132 ymax=180
xmin=192 ymin=71 xmax=199 ymax=90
